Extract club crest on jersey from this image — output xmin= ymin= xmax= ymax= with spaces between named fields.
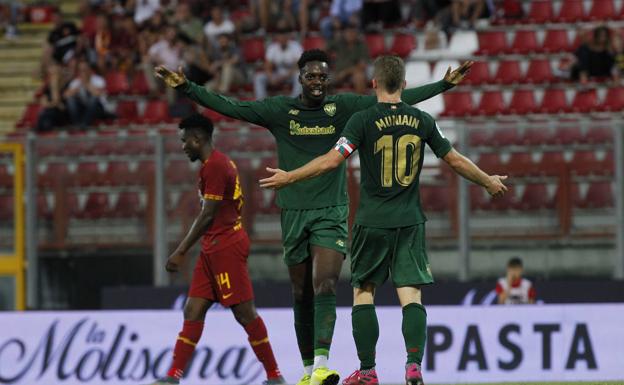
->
xmin=288 ymin=109 xmax=300 ymax=116
xmin=324 ymin=103 xmax=336 ymax=116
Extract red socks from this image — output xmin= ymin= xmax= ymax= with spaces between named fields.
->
xmin=167 ymin=320 xmax=204 ymax=380
xmin=244 ymin=316 xmax=281 ymax=379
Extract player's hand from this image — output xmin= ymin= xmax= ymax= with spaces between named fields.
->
xmin=154 ymin=65 xmax=187 ymax=88
xmin=166 ymin=250 xmax=186 ymax=273
xmin=443 ymin=61 xmax=473 ymax=85
xmin=485 ymin=175 xmax=508 ymax=198
xmin=259 ymin=167 xmax=291 ymax=190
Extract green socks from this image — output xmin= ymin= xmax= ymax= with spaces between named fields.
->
xmin=402 ymin=303 xmax=427 ymax=364
xmin=352 ymin=304 xmax=379 ymax=370
xmin=294 ymin=300 xmax=315 ymax=367
xmin=313 ymin=293 xmax=337 ymax=357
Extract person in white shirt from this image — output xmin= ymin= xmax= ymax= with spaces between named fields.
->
xmin=134 ymin=0 xmax=160 ymax=26
xmin=496 ymin=257 xmax=536 ymax=305
xmin=253 ymin=25 xmax=303 ymax=99
xmin=63 ymin=60 xmax=108 ymax=130
xmin=203 ymin=7 xmax=235 ymax=45
xmin=144 ymin=25 xmax=182 ymax=102
xmin=320 ymin=0 xmax=363 ymax=39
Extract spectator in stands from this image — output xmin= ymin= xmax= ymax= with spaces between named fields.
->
xmin=179 ymin=33 xmax=213 ymax=86
xmin=203 ymin=6 xmax=235 ymax=45
xmin=110 ymin=14 xmax=139 ymax=72
xmin=329 ymin=23 xmax=370 ymax=94
xmin=613 ymin=33 xmax=624 ymax=79
xmin=408 ymin=0 xmax=451 ymax=29
xmin=46 ymin=9 xmax=80 ymax=65
xmin=0 ymin=0 xmax=20 ymax=39
xmin=572 ymin=26 xmax=617 ymax=83
xmin=143 ymin=24 xmax=182 ymax=101
xmin=361 ymin=0 xmax=402 ymax=31
xmin=63 ymin=60 xmax=111 ymax=130
xmin=88 ymin=14 xmax=112 ymax=73
xmin=131 ymin=0 xmax=161 ymax=26
xmin=250 ymin=0 xmax=310 ymax=36
xmin=253 ymin=23 xmax=303 ymax=99
xmin=172 ymin=2 xmax=203 ymax=44
xmin=207 ymin=33 xmax=245 ymax=94
xmin=36 ymin=64 xmax=68 ymax=132
xmin=319 ymin=0 xmax=363 ymax=40
xmin=495 ymin=257 xmax=536 ymax=305
xmin=450 ymin=0 xmax=486 ymax=30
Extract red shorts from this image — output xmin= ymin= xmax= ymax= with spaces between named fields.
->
xmin=188 ymin=235 xmax=254 ymax=307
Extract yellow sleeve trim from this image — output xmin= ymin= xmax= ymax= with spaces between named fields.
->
xmin=250 ymin=337 xmax=269 ymax=346
xmin=203 ymin=194 xmax=223 ymax=201
xmin=177 ymin=336 xmax=198 ymax=347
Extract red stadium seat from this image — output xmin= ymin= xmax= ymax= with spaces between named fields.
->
xmin=75 ymin=162 xmax=104 ymax=186
xmin=39 ymin=162 xmax=70 ymax=188
xmin=507 ymin=152 xmax=535 ymax=176
xmin=542 ymin=30 xmax=570 ymax=53
xmin=389 ymin=33 xmax=416 ymax=58
xmin=600 ymin=151 xmax=615 ymax=176
xmin=507 ymin=90 xmax=537 ymax=115
xmin=140 ymin=100 xmax=171 ymax=124
xmin=116 ymin=100 xmax=138 ymax=125
xmin=134 ymin=160 xmax=155 ymax=185
xmin=476 ymin=91 xmax=505 ymax=116
xmin=130 ymin=72 xmax=150 ymax=95
xmin=555 ymin=0 xmax=584 ymax=22
xmin=517 ymin=183 xmax=554 ymax=210
xmin=242 ymin=37 xmax=266 ymax=63
xmin=521 ymin=127 xmax=550 ymax=145
xmin=166 ymin=159 xmax=195 ymax=185
xmin=441 ymin=92 xmax=474 ymax=117
xmin=570 ymin=90 xmax=598 ymax=112
xmin=491 ymin=127 xmax=521 ymax=146
xmin=469 ymin=185 xmax=489 ymax=211
xmin=585 ymin=126 xmax=614 ymax=144
xmin=600 ymin=87 xmax=624 ymax=111
xmin=0 ymin=164 xmax=12 ymax=187
xmin=570 ymin=151 xmax=600 ymax=176
xmin=469 ymin=128 xmax=491 ymax=147
xmin=509 ymin=30 xmax=538 ymax=54
xmin=581 ymin=182 xmax=614 ymax=209
xmin=365 ymin=34 xmax=386 ymax=57
xmin=476 ymin=31 xmax=507 ymax=55
xmin=538 ymin=152 xmax=566 ymax=176
xmin=0 ymin=195 xmax=13 ymax=220
xmin=420 ymin=185 xmax=450 ymax=213
xmin=303 ymin=36 xmax=325 ymax=51
xmin=587 ymin=0 xmax=616 ymax=20
xmin=112 ymin=191 xmax=144 ymax=218
xmin=486 ymin=185 xmax=517 ymax=211
xmin=16 ymin=103 xmax=42 ymax=129
xmin=78 ymin=192 xmax=111 ymax=219
xmin=476 ymin=153 xmax=501 ymax=173
xmin=102 ymin=161 xmax=133 ymax=185
xmin=37 ymin=194 xmax=52 ymax=220
xmin=202 ymin=108 xmax=230 ymax=123
xmin=493 ymin=60 xmax=522 ymax=84
xmin=526 ymin=1 xmax=554 ymax=23
xmin=462 ymin=61 xmax=490 ymax=85
xmin=105 ymin=71 xmax=130 ymax=95
xmin=525 ymin=59 xmax=554 ymax=84
xmin=539 ymin=89 xmax=568 ymax=114
xmin=553 ymin=125 xmax=583 ymax=145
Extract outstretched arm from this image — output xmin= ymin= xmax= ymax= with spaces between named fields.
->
xmin=155 ymin=65 xmax=269 ymax=126
xmin=166 ymin=199 xmax=219 ymax=272
xmin=401 ymin=61 xmax=473 ymax=105
xmin=259 ymin=149 xmax=345 ymax=189
xmin=442 ymin=148 xmax=508 ymax=197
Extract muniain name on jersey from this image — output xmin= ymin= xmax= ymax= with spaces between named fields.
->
xmin=289 ymin=120 xmax=336 ymax=135
xmin=375 ymin=115 xmax=420 ymax=131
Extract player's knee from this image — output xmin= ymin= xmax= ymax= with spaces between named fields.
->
xmin=232 ymin=305 xmax=257 ymax=326
xmin=313 ymin=276 xmax=337 ymax=295
xmin=183 ymin=299 xmax=208 ymax=321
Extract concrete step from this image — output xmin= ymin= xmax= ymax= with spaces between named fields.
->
xmin=0 ymin=106 xmax=24 ymax=121
xmin=0 ymin=92 xmax=35 ymax=106
xmin=60 ymin=1 xmax=80 ymax=16
xmin=0 ymin=76 xmax=41 ymax=89
xmin=17 ymin=23 xmax=53 ymax=34
xmin=0 ymin=121 xmax=17 ymax=135
xmin=0 ymin=62 xmax=39 ymax=77
xmin=0 ymin=35 xmax=45 ymax=48
xmin=0 ymin=47 xmax=43 ymax=61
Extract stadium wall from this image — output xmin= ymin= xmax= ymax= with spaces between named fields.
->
xmin=1 ymin=305 xmax=622 ymax=385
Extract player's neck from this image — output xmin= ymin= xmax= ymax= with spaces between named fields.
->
xmin=199 ymin=145 xmax=214 ymax=163
xmin=376 ymin=90 xmax=402 ymax=104
xmin=299 ymin=94 xmax=324 ymax=108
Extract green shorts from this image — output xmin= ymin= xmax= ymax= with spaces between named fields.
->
xmin=281 ymin=205 xmax=348 ymax=266
xmin=350 ymin=223 xmax=433 ymax=288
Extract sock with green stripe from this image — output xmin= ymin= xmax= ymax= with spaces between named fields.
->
xmin=313 ymin=293 xmax=337 ymax=368
xmin=294 ymin=300 xmax=315 ymax=369
xmin=402 ymin=302 xmax=427 ymax=364
xmin=352 ymin=304 xmax=379 ymax=370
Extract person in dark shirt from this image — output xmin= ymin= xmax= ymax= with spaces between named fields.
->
xmin=572 ymin=26 xmax=616 ymax=83
xmin=46 ymin=9 xmax=79 ymax=64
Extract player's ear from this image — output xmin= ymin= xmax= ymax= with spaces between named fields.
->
xmin=402 ymin=80 xmax=407 ymax=90
xmin=372 ymin=78 xmax=377 ymax=90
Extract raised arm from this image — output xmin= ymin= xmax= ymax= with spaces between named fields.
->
xmin=259 ymin=149 xmax=345 ymax=189
xmin=155 ymin=65 xmax=269 ymax=126
xmin=401 ymin=61 xmax=473 ymax=105
xmin=442 ymin=148 xmax=508 ymax=197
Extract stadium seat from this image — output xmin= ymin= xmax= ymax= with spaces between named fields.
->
xmin=490 ymin=127 xmax=520 ymax=146
xmin=404 ymin=62 xmax=431 ymax=87
xmin=526 ymin=0 xmax=554 ymax=23
xmin=469 ymin=128 xmax=491 ymax=147
xmin=599 ymin=151 xmax=615 ymax=176
xmin=507 ymin=152 xmax=535 ymax=176
xmin=202 ymin=108 xmax=231 ymax=123
xmin=521 ymin=126 xmax=550 ymax=145
xmin=462 ymin=61 xmax=490 ymax=85
xmin=75 ymin=162 xmax=104 ymax=186
xmin=570 ymin=90 xmax=599 ymax=113
xmin=303 ymin=36 xmax=325 ymax=51
xmin=118 ymin=131 xmax=154 ymax=155
xmin=581 ymin=182 xmax=614 ymax=209
xmin=518 ymin=183 xmax=554 ymax=210
xmin=38 ymin=162 xmax=70 ymax=188
xmin=586 ymin=0 xmax=616 ymax=20
xmin=493 ymin=60 xmax=522 ymax=84
xmin=102 ymin=161 xmax=134 ymax=185
xmin=585 ymin=126 xmax=614 ymax=144
xmin=134 ymin=160 xmax=155 ymax=185
xmin=538 ymin=152 xmax=566 ymax=176
xmin=476 ymin=31 xmax=507 ymax=55
xmin=415 ymin=95 xmax=444 ymax=117
xmin=389 ymin=33 xmax=416 ymax=58
xmin=486 ymin=185 xmax=517 ymax=211
xmin=552 ymin=125 xmax=583 ymax=145
xmin=447 ymin=31 xmax=478 ymax=56
xmin=115 ymin=100 xmax=139 ymax=126
xmin=0 ymin=195 xmax=13 ymax=220
xmin=600 ymin=87 xmax=624 ymax=111
xmin=166 ymin=159 xmax=195 ymax=185
xmin=37 ymin=194 xmax=52 ymax=220
xmin=476 ymin=91 xmax=505 ymax=116
xmin=570 ymin=151 xmax=601 ymax=176
xmin=507 ymin=90 xmax=538 ymax=115
xmin=432 ymin=60 xmax=460 ymax=82
xmin=365 ymin=34 xmax=386 ymax=57
xmin=539 ymin=89 xmax=568 ymax=114
xmin=112 ymin=191 xmax=144 ymax=218
xmin=130 ymin=72 xmax=150 ymax=95
xmin=525 ymin=59 xmax=554 ymax=84
xmin=168 ymin=190 xmax=199 ymax=219
xmin=15 ymin=103 xmax=42 ymax=129
xmin=242 ymin=37 xmax=266 ymax=63
xmin=469 ymin=185 xmax=488 ymax=211
xmin=555 ymin=0 xmax=585 ymax=22
xmin=542 ymin=30 xmax=570 ymax=53
xmin=509 ymin=30 xmax=538 ymax=54
xmin=105 ymin=71 xmax=130 ymax=96
xmin=140 ymin=100 xmax=172 ymax=124
xmin=441 ymin=91 xmax=474 ymax=117
xmin=476 ymin=153 xmax=501 ymax=173
xmin=79 ymin=192 xmax=111 ymax=219
xmin=0 ymin=164 xmax=12 ymax=188
xmin=420 ymin=185 xmax=450 ymax=212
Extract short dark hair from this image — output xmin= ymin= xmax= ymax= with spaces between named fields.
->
xmin=298 ymin=49 xmax=330 ymax=70
xmin=508 ymin=257 xmax=523 ymax=268
xmin=179 ymin=113 xmax=214 ymax=140
xmin=373 ymin=55 xmax=405 ymax=93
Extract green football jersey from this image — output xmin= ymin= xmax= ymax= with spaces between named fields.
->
xmin=181 ymin=81 xmax=452 ymax=209
xmin=337 ymin=102 xmax=452 ymax=228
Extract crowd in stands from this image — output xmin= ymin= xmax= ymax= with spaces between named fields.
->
xmin=17 ymin=0 xmax=624 ymax=133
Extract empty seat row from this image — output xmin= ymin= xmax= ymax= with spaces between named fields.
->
xmin=441 ymin=88 xmax=624 ymax=117
xmin=469 ymin=126 xmax=614 ymax=146
xmin=499 ymin=0 xmax=624 ymax=25
xmin=476 ymin=29 xmax=588 ymax=55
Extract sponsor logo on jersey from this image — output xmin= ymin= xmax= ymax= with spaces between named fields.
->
xmin=289 ymin=120 xmax=336 ymax=135
xmin=288 ymin=109 xmax=300 ymax=116
xmin=324 ymin=103 xmax=337 ymax=116
xmin=375 ymin=114 xmax=420 ymax=131
xmin=336 ymin=239 xmax=345 ymax=247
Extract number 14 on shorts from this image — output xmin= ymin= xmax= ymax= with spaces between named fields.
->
xmin=215 ymin=272 xmax=231 ymax=291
